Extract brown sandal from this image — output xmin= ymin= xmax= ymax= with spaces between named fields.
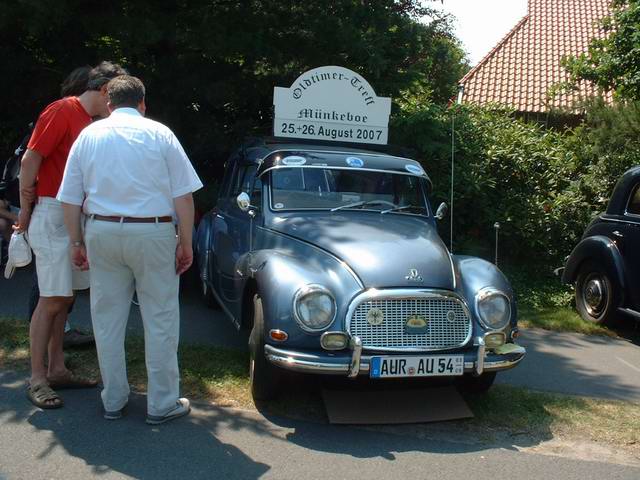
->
xmin=47 ymin=371 xmax=98 ymax=390
xmin=27 ymin=384 xmax=64 ymax=409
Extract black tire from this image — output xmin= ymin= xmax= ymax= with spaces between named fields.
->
xmin=201 ymin=278 xmax=220 ymax=309
xmin=249 ymin=295 xmax=282 ymax=401
xmin=457 ymin=371 xmax=496 ymax=394
xmin=575 ymin=261 xmax=619 ymax=325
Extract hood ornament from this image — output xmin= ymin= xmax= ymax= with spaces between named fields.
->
xmin=405 ymin=268 xmax=423 ymax=282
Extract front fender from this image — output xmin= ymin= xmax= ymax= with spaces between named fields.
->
xmin=562 ymin=235 xmax=626 ymax=292
xmin=244 ymin=246 xmax=362 ymax=348
xmin=452 ymin=255 xmax=517 ymax=335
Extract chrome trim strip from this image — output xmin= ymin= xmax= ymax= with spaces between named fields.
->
xmin=344 ymin=288 xmax=474 ymax=352
xmin=348 ymin=336 xmax=363 ymax=378
xmin=475 ymin=337 xmax=485 ymax=375
xmin=448 ymin=253 xmax=457 ymax=290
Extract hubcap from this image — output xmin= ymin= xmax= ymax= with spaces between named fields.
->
xmin=582 ymin=275 xmax=606 ymax=316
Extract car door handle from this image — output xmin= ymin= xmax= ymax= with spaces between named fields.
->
xmin=216 ymin=214 xmax=225 ymax=220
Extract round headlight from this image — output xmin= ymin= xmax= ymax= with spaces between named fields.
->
xmin=475 ymin=288 xmax=511 ymax=330
xmin=293 ymin=285 xmax=336 ymax=332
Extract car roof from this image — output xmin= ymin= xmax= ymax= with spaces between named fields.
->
xmin=606 ymin=165 xmax=640 ymax=215
xmin=237 ymin=137 xmax=430 ymax=182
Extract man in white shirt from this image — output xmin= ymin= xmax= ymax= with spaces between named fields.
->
xmin=58 ymin=75 xmax=203 ymax=424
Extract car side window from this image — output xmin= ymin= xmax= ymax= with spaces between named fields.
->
xmin=251 ymin=176 xmax=263 ymax=210
xmin=627 ymin=184 xmax=640 ymax=215
xmin=220 ymin=156 xmax=239 ymax=199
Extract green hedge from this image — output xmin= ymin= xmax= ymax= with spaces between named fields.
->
xmin=391 ymin=98 xmax=640 ymax=268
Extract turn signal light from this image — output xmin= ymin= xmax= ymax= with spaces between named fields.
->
xmin=269 ymin=330 xmax=288 ymax=342
xmin=320 ymin=332 xmax=349 ymax=350
xmin=484 ymin=332 xmax=506 ymax=349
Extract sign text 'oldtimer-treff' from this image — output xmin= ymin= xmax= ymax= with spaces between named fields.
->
xmin=274 ymin=66 xmax=392 ymax=145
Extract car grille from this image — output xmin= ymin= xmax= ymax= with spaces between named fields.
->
xmin=349 ymin=297 xmax=471 ymax=350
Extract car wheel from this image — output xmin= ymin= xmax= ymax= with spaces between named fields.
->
xmin=575 ymin=261 xmax=619 ymax=325
xmin=249 ymin=294 xmax=282 ymax=401
xmin=201 ymin=278 xmax=219 ymax=309
xmin=457 ymin=371 xmax=496 ymax=394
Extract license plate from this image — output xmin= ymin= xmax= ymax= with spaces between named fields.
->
xmin=370 ymin=355 xmax=464 ymax=378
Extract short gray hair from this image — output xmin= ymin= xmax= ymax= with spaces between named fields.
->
xmin=107 ymin=75 xmax=145 ymax=108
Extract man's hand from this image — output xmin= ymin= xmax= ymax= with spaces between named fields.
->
xmin=71 ymin=244 xmax=89 ymax=271
xmin=20 ymin=185 xmax=36 ymax=204
xmin=175 ymin=242 xmax=193 ymax=275
xmin=13 ymin=209 xmax=32 ymax=233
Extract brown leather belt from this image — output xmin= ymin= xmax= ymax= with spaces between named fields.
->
xmin=91 ymin=214 xmax=173 ymax=223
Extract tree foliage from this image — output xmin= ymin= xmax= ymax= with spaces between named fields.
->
xmin=564 ymin=0 xmax=640 ymax=100
xmin=0 ymin=0 xmax=466 ymax=177
xmin=392 ymin=99 xmax=639 ymax=266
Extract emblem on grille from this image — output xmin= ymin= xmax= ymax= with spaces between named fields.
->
xmin=446 ymin=310 xmax=456 ymax=322
xmin=367 ymin=308 xmax=384 ymax=326
xmin=405 ymin=315 xmax=428 ymax=334
xmin=405 ymin=268 xmax=423 ymax=282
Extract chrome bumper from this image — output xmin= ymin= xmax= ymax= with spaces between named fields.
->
xmin=264 ymin=337 xmax=526 ymax=377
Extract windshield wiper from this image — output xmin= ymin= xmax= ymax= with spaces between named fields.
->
xmin=380 ymin=204 xmax=422 ymax=214
xmin=330 ymin=200 xmax=390 ymax=212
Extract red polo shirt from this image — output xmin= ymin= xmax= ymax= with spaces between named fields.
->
xmin=28 ymin=97 xmax=92 ymax=198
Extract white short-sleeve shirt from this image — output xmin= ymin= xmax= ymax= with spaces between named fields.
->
xmin=57 ymin=108 xmax=203 ymax=217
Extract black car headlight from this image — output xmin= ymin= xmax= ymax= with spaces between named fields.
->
xmin=475 ymin=288 xmax=511 ymax=330
xmin=293 ymin=284 xmax=336 ymax=332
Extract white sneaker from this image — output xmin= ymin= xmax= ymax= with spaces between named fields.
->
xmin=145 ymin=398 xmax=191 ymax=425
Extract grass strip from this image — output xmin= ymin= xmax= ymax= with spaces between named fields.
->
xmin=1 ymin=317 xmax=637 ymax=452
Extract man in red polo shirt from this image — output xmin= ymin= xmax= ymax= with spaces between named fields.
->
xmin=15 ymin=61 xmax=127 ymax=409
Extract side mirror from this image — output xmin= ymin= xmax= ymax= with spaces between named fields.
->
xmin=435 ymin=202 xmax=448 ymax=220
xmin=236 ymin=192 xmax=251 ymax=212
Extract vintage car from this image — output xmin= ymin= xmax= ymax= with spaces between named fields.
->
xmin=195 ymin=138 xmax=526 ymax=400
xmin=562 ymin=166 xmax=640 ymax=325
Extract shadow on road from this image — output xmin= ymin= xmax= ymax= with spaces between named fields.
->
xmin=0 ymin=371 xmax=269 ymax=479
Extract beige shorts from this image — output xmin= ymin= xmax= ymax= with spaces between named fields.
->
xmin=28 ymin=197 xmax=89 ymax=297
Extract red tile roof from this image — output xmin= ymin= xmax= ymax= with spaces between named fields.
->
xmin=459 ymin=0 xmax=612 ymax=113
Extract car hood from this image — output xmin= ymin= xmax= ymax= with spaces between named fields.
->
xmin=267 ymin=212 xmax=455 ymax=289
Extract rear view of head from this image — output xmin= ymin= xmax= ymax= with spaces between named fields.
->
xmin=60 ymin=66 xmax=91 ymax=97
xmin=86 ymin=61 xmax=129 ymax=117
xmin=107 ymin=75 xmax=146 ymax=112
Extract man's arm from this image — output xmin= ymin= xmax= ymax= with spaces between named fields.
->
xmin=62 ymin=202 xmax=88 ymax=270
xmin=14 ymin=149 xmax=41 ymax=232
xmin=173 ymin=193 xmax=195 ymax=275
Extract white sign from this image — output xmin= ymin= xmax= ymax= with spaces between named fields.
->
xmin=274 ymin=66 xmax=392 ymax=145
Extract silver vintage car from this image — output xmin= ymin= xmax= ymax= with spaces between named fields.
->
xmin=195 ymin=138 xmax=526 ymax=400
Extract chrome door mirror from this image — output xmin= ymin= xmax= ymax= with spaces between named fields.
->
xmin=435 ymin=202 xmax=448 ymax=220
xmin=236 ymin=192 xmax=251 ymax=212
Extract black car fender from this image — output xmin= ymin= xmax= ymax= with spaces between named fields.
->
xmin=562 ymin=235 xmax=626 ymax=294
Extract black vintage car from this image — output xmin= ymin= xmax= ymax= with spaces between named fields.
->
xmin=562 ymin=166 xmax=640 ymax=325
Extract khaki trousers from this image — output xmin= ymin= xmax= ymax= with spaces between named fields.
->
xmin=85 ymin=219 xmax=180 ymax=416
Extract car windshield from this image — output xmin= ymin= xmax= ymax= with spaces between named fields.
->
xmin=270 ymin=167 xmax=428 ymax=215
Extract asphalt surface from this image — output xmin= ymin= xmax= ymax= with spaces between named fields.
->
xmin=1 ymin=370 xmax=639 ymax=480
xmin=2 ymin=265 xmax=640 ymax=479
xmin=2 ymin=265 xmax=639 ymax=402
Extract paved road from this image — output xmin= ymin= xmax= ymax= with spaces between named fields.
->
xmin=0 ymin=370 xmax=639 ymax=480
xmin=2 ymin=265 xmax=640 ymax=402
